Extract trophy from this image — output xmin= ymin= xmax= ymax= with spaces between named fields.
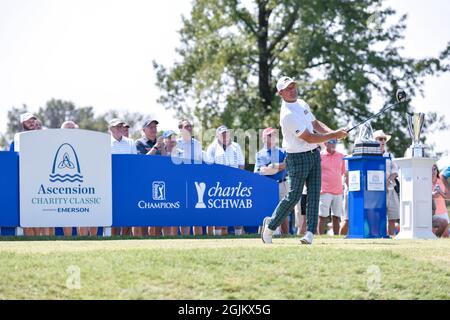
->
xmin=352 ymin=122 xmax=382 ymax=156
xmin=406 ymin=113 xmax=425 ymax=158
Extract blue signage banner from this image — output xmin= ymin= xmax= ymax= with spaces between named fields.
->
xmin=112 ymin=155 xmax=279 ymax=227
xmin=0 ymin=152 xmax=19 ymax=227
xmin=0 ymin=152 xmax=279 ymax=228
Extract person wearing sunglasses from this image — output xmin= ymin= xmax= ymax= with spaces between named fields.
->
xmin=373 ymin=130 xmax=399 ymax=236
xmin=432 ymin=164 xmax=449 ymax=237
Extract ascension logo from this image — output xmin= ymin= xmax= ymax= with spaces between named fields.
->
xmin=34 ymin=142 xmax=98 ymax=212
xmin=49 ymin=143 xmax=84 ymax=183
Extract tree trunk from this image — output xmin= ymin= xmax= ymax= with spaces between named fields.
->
xmin=257 ymin=1 xmax=273 ymax=112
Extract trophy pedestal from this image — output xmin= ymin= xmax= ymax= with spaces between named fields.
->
xmin=393 ymin=157 xmax=437 ymax=240
xmin=344 ymin=155 xmax=389 ymax=239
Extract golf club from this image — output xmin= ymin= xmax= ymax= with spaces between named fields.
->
xmin=346 ymin=89 xmax=408 ymax=133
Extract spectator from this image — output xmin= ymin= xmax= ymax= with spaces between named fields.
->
xmin=136 ymin=119 xmax=163 ymax=156
xmin=442 ymin=166 xmax=450 ymax=189
xmin=177 ymin=119 xmax=203 ymax=164
xmin=110 ymin=118 xmax=137 ymax=236
xmin=254 ymin=127 xmax=289 ymax=235
xmin=318 ymin=139 xmax=346 ymax=235
xmin=135 ymin=119 xmax=165 ymax=236
xmin=160 ymin=130 xmax=180 ymax=237
xmin=339 ymin=160 xmax=350 ymax=235
xmin=61 ymin=120 xmax=79 ymax=129
xmin=432 ymin=164 xmax=449 ymax=237
xmin=10 ymin=112 xmax=38 ymax=152
xmin=176 ymin=119 xmax=204 ymax=236
xmin=206 ymin=125 xmax=245 ymax=236
xmin=374 ymin=130 xmax=399 ymax=236
xmin=35 ymin=119 xmax=43 ymax=130
xmin=12 ymin=113 xmax=50 ymax=237
xmin=60 ymin=120 xmax=85 ymax=237
xmin=123 ymin=122 xmax=130 ymax=138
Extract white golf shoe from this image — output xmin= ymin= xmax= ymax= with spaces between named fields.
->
xmin=300 ymin=231 xmax=314 ymax=245
xmin=261 ymin=217 xmax=273 ymax=244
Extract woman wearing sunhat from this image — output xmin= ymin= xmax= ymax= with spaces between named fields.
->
xmin=373 ymin=130 xmax=400 ymax=236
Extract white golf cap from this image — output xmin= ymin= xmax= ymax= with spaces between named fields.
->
xmin=216 ymin=125 xmax=229 ymax=135
xmin=20 ymin=112 xmax=36 ymax=123
xmin=109 ymin=118 xmax=126 ymax=127
xmin=276 ymin=76 xmax=296 ymax=92
xmin=373 ymin=130 xmax=392 ymax=142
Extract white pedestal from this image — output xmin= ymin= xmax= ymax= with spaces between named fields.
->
xmin=394 ymin=157 xmax=437 ymax=240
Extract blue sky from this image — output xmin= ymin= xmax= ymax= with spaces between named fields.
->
xmin=0 ymin=0 xmax=449 ymax=155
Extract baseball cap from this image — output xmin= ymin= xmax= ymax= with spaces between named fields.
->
xmin=142 ymin=119 xmax=159 ymax=128
xmin=109 ymin=118 xmax=126 ymax=127
xmin=20 ymin=112 xmax=36 ymax=123
xmin=327 ymin=139 xmax=338 ymax=144
xmin=162 ymin=130 xmax=177 ymax=139
xmin=216 ymin=125 xmax=229 ymax=135
xmin=262 ymin=127 xmax=276 ymax=137
xmin=276 ymin=76 xmax=296 ymax=92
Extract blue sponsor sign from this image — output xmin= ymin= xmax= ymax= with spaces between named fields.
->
xmin=0 ymin=152 xmax=279 ymax=229
xmin=0 ymin=152 xmax=19 ymax=227
xmin=112 ymin=155 xmax=278 ymax=227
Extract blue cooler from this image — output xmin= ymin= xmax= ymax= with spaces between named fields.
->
xmin=345 ymin=155 xmax=388 ymax=238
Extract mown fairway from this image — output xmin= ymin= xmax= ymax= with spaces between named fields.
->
xmin=0 ymin=236 xmax=449 ymax=299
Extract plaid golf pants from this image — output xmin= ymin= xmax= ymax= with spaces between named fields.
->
xmin=268 ymin=148 xmax=321 ymax=233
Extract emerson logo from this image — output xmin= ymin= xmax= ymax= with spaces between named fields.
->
xmin=138 ymin=181 xmax=180 ymax=210
xmin=194 ymin=182 xmax=253 ymax=209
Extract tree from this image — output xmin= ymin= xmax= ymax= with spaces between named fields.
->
xmin=154 ymin=0 xmax=450 ymax=156
xmin=6 ymin=105 xmax=29 ymax=138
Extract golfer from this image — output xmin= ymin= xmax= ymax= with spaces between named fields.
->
xmin=262 ymin=77 xmax=348 ymax=245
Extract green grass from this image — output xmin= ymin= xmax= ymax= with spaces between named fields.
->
xmin=0 ymin=236 xmax=449 ymax=300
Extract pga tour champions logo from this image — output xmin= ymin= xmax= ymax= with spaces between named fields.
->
xmin=152 ymin=181 xmax=166 ymax=201
xmin=194 ymin=181 xmax=253 ymax=209
xmin=138 ymin=181 xmax=180 ymax=209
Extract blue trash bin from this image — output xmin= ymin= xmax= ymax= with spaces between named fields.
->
xmin=345 ymin=155 xmax=389 ymax=239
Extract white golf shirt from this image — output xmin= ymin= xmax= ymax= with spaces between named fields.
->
xmin=280 ymin=99 xmax=318 ymax=153
xmin=176 ymin=137 xmax=203 ymax=163
xmin=205 ymin=140 xmax=245 ymax=168
xmin=111 ymin=136 xmax=137 ymax=154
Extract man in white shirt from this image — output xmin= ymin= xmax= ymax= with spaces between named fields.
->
xmin=261 ymin=76 xmax=348 ymax=245
xmin=206 ymin=125 xmax=245 ymax=236
xmin=176 ymin=119 xmax=204 ymax=236
xmin=109 ymin=118 xmax=137 ymax=237
xmin=373 ymin=130 xmax=400 ymax=236
xmin=176 ymin=119 xmax=203 ymax=164
xmin=206 ymin=125 xmax=245 ymax=169
xmin=110 ymin=118 xmax=137 ymax=155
